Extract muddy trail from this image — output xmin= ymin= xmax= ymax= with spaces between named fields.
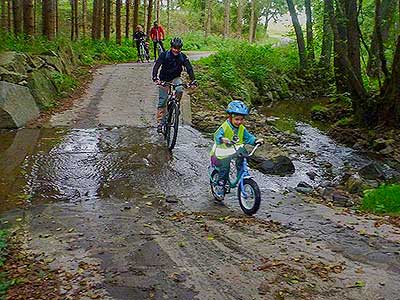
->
xmin=1 ymin=59 xmax=400 ymax=300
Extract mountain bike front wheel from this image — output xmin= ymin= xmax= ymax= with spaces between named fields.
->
xmin=238 ymin=178 xmax=261 ymax=215
xmin=165 ymin=102 xmax=179 ymax=150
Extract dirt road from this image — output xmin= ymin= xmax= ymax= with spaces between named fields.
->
xmin=1 ymin=59 xmax=399 ymax=300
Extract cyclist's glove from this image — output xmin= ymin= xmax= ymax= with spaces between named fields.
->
xmin=189 ymin=80 xmax=198 ymax=87
xmin=152 ymin=77 xmax=159 ymax=82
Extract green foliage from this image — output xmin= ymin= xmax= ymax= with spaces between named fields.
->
xmin=311 ymin=104 xmax=329 ymax=113
xmin=0 ymin=230 xmax=9 ymax=300
xmin=195 ymin=41 xmax=301 ymax=105
xmin=50 ymin=72 xmax=77 ymax=97
xmin=361 ymin=184 xmax=400 ymax=215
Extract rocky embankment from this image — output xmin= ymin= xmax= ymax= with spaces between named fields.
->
xmin=0 ymin=48 xmax=78 ymax=128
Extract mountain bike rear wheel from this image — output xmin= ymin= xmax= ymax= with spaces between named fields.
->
xmin=238 ymin=178 xmax=261 ymax=215
xmin=165 ymin=102 xmax=179 ymax=150
xmin=139 ymin=45 xmax=145 ymax=63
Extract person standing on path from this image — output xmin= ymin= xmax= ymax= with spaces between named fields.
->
xmin=150 ymin=21 xmax=166 ymax=60
xmin=152 ymin=37 xmax=197 ymax=133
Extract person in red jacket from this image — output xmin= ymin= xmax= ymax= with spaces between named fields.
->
xmin=150 ymin=21 xmax=165 ymax=60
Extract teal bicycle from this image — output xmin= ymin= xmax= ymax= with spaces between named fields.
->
xmin=208 ymin=139 xmax=262 ymax=215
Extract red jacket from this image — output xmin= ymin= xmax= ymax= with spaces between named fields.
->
xmin=150 ymin=26 xmax=165 ymax=41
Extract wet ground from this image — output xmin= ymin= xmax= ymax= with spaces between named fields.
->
xmin=1 ymin=58 xmax=400 ymax=300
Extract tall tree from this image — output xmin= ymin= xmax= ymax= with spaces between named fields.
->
xmin=320 ymin=0 xmax=333 ymax=68
xmin=304 ymin=0 xmax=314 ymax=61
xmin=125 ymin=0 xmax=130 ymax=38
xmin=344 ymin=0 xmax=361 ymax=80
xmin=104 ymin=0 xmax=111 ymax=41
xmin=13 ymin=0 xmax=23 ymax=34
xmin=166 ymin=0 xmax=170 ymax=33
xmin=144 ymin=0 xmax=147 ymax=32
xmin=237 ymin=0 xmax=244 ymax=37
xmin=82 ymin=0 xmax=87 ymax=37
xmin=224 ymin=0 xmax=230 ymax=38
xmin=42 ymin=0 xmax=55 ymax=39
xmin=1 ymin=0 xmax=7 ymax=30
xmin=146 ymin=0 xmax=152 ymax=36
xmin=70 ymin=0 xmax=79 ymax=40
xmin=204 ymin=0 xmax=211 ymax=37
xmin=367 ymin=0 xmax=396 ymax=78
xmin=286 ymin=0 xmax=307 ymax=69
xmin=156 ymin=0 xmax=160 ymax=22
xmin=116 ymin=0 xmax=121 ymax=44
xmin=249 ymin=0 xmax=256 ymax=42
xmin=23 ymin=0 xmax=34 ymax=36
xmin=132 ymin=0 xmax=138 ymax=32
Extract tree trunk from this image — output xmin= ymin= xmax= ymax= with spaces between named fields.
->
xmin=156 ymin=0 xmax=160 ymax=23
xmin=286 ymin=0 xmax=307 ymax=69
xmin=320 ymin=0 xmax=332 ymax=67
xmin=104 ymin=0 xmax=110 ymax=41
xmin=13 ymin=0 xmax=23 ymax=34
xmin=42 ymin=0 xmax=55 ymax=39
xmin=143 ymin=0 xmax=147 ymax=32
xmin=326 ymin=0 xmax=367 ymax=114
xmin=132 ymin=0 xmax=138 ymax=33
xmin=305 ymin=0 xmax=315 ymax=61
xmin=23 ymin=0 xmax=34 ymax=36
xmin=82 ymin=0 xmax=87 ymax=37
xmin=70 ymin=0 xmax=75 ymax=40
xmin=7 ymin=0 xmax=11 ymax=31
xmin=237 ymin=0 xmax=243 ymax=37
xmin=125 ymin=0 xmax=130 ymax=38
xmin=166 ymin=0 xmax=170 ymax=34
xmin=116 ymin=0 xmax=121 ymax=44
xmin=223 ymin=0 xmax=230 ymax=38
xmin=249 ymin=0 xmax=255 ymax=42
xmin=146 ymin=0 xmax=152 ymax=36
xmin=55 ymin=0 xmax=58 ymax=36
xmin=204 ymin=0 xmax=211 ymax=37
xmin=367 ymin=0 xmax=395 ymax=78
xmin=1 ymin=0 xmax=7 ymax=30
xmin=344 ymin=0 xmax=361 ymax=81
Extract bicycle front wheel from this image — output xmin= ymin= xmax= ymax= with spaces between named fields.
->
xmin=165 ymin=102 xmax=180 ymax=150
xmin=238 ymin=178 xmax=261 ymax=215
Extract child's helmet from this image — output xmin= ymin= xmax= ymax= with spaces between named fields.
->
xmin=226 ymin=100 xmax=249 ymax=116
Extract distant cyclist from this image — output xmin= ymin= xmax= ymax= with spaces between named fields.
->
xmin=149 ymin=21 xmax=165 ymax=60
xmin=133 ymin=25 xmax=149 ymax=61
xmin=152 ymin=37 xmax=197 ymax=133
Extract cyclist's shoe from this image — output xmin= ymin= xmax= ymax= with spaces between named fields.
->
xmin=214 ymin=185 xmax=225 ymax=199
xmin=157 ymin=124 xmax=163 ymax=134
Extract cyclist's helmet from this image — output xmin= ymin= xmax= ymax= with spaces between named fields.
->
xmin=226 ymin=100 xmax=249 ymax=116
xmin=171 ymin=37 xmax=183 ymax=49
xmin=153 ymin=21 xmax=158 ymax=26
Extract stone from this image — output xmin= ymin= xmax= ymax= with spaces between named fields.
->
xmin=358 ymin=163 xmax=384 ymax=180
xmin=332 ymin=191 xmax=353 ymax=207
xmin=296 ymin=181 xmax=313 ymax=194
xmin=27 ymin=70 xmax=57 ymax=109
xmin=40 ymin=55 xmax=66 ymax=74
xmin=0 ymin=66 xmax=28 ymax=84
xmin=306 ymin=171 xmax=317 ymax=180
xmin=0 ymin=81 xmax=39 ymax=128
xmin=0 ymin=51 xmax=29 ymax=75
xmin=345 ymin=174 xmax=363 ymax=194
xmin=249 ymin=155 xmax=295 ymax=176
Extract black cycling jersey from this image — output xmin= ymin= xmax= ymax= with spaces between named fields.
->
xmin=152 ymin=50 xmax=195 ymax=82
xmin=133 ymin=31 xmax=146 ymax=41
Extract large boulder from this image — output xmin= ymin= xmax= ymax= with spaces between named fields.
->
xmin=0 ymin=66 xmax=28 ymax=84
xmin=249 ymin=155 xmax=295 ymax=176
xmin=0 ymin=81 xmax=39 ymax=128
xmin=27 ymin=70 xmax=57 ymax=109
xmin=0 ymin=51 xmax=30 ymax=75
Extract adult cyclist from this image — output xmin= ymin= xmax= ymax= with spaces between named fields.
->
xmin=152 ymin=37 xmax=197 ymax=133
xmin=149 ymin=21 xmax=165 ymax=60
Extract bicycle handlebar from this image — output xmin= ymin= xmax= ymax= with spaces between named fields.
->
xmin=157 ymin=81 xmax=194 ymax=89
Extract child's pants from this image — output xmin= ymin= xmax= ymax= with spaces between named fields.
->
xmin=211 ymin=147 xmax=247 ymax=185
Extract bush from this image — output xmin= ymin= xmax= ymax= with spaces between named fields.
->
xmin=360 ymin=184 xmax=400 ymax=214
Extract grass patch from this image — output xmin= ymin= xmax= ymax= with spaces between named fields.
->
xmin=360 ymin=184 xmax=400 ymax=215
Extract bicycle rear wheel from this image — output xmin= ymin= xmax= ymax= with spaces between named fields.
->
xmin=238 ymin=178 xmax=261 ymax=215
xmin=165 ymin=102 xmax=179 ymax=150
xmin=139 ymin=45 xmax=145 ymax=62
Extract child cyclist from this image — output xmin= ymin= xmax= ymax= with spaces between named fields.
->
xmin=210 ymin=100 xmax=264 ymax=198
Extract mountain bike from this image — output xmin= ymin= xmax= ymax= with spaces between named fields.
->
xmin=138 ymin=39 xmax=150 ymax=63
xmin=158 ymin=81 xmax=189 ymax=150
xmin=208 ymin=139 xmax=262 ymax=215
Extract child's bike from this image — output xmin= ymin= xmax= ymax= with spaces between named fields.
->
xmin=208 ymin=140 xmax=262 ymax=216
